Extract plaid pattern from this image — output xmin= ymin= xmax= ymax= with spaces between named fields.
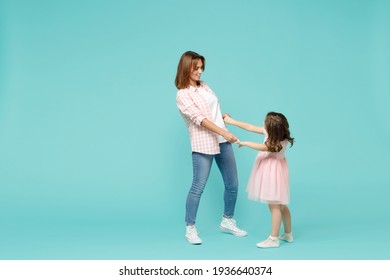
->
xmin=176 ymin=82 xmax=221 ymax=155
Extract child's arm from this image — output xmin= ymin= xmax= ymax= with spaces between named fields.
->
xmin=223 ymin=114 xmax=264 ymax=134
xmin=238 ymin=141 xmax=268 ymax=151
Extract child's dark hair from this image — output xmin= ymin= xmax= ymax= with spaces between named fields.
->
xmin=264 ymin=112 xmax=294 ymax=152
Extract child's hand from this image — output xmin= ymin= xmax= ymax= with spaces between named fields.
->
xmin=237 ymin=140 xmax=245 ymax=148
xmin=236 ymin=139 xmax=243 ymax=148
xmin=223 ymin=113 xmax=233 ymax=124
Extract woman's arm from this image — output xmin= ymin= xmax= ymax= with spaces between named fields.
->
xmin=177 ymin=92 xmax=238 ymax=143
xmin=238 ymin=141 xmax=268 ymax=151
xmin=223 ymin=114 xmax=264 ymax=134
xmin=201 ymin=119 xmax=238 ymax=143
xmin=176 ymin=92 xmax=206 ymax=126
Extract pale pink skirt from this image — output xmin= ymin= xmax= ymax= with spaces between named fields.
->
xmin=246 ymin=153 xmax=290 ymax=205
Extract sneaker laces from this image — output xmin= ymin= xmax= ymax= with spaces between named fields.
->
xmin=267 ymin=236 xmax=278 ymax=243
xmin=225 ymin=218 xmax=245 ymax=233
xmin=226 ymin=218 xmax=237 ymax=227
xmin=187 ymin=226 xmax=199 ymax=238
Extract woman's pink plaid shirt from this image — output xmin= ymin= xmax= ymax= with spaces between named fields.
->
xmin=176 ymin=82 xmax=222 ymax=155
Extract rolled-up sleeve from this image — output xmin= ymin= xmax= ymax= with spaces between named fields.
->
xmin=176 ymin=91 xmax=206 ymax=126
xmin=176 ymin=84 xmax=220 ymax=155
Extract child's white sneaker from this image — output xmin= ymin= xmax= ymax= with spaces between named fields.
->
xmin=185 ymin=225 xmax=202 ymax=245
xmin=256 ymin=236 xmax=280 ymax=248
xmin=279 ymin=232 xmax=294 ymax=243
xmin=220 ymin=217 xmax=248 ymax=237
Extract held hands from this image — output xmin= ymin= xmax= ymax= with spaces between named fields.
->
xmin=222 ymin=113 xmax=237 ymax=143
xmin=222 ymin=132 xmax=245 ymax=148
xmin=222 ymin=113 xmax=248 ymax=149
xmin=222 ymin=113 xmax=241 ymax=145
xmin=222 ymin=113 xmax=234 ymax=124
xmin=223 ymin=132 xmax=246 ymax=148
xmin=223 ymin=131 xmax=238 ymax=143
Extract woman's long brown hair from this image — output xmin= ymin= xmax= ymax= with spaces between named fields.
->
xmin=264 ymin=112 xmax=294 ymax=152
xmin=175 ymin=51 xmax=205 ymax=89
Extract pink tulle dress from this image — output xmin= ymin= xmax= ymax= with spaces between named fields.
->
xmin=246 ymin=132 xmax=290 ymax=205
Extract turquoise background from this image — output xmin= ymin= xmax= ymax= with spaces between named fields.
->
xmin=1 ymin=0 xmax=389 ymax=259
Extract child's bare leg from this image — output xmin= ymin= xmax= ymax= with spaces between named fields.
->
xmin=280 ymin=205 xmax=292 ymax=233
xmin=268 ymin=204 xmax=282 ymax=237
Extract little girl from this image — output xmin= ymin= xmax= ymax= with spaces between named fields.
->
xmin=223 ymin=112 xmax=294 ymax=248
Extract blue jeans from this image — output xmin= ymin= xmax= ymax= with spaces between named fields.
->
xmin=185 ymin=142 xmax=239 ymax=225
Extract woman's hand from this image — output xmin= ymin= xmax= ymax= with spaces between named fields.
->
xmin=222 ymin=131 xmax=238 ymax=143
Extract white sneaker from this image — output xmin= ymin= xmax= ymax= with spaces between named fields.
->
xmin=279 ymin=232 xmax=294 ymax=243
xmin=256 ymin=236 xmax=280 ymax=248
xmin=219 ymin=217 xmax=248 ymax=237
xmin=185 ymin=225 xmax=202 ymax=245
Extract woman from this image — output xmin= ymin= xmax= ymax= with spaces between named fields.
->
xmin=175 ymin=51 xmax=247 ymax=245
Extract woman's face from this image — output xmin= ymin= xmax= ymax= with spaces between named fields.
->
xmin=189 ymin=59 xmax=203 ymax=86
